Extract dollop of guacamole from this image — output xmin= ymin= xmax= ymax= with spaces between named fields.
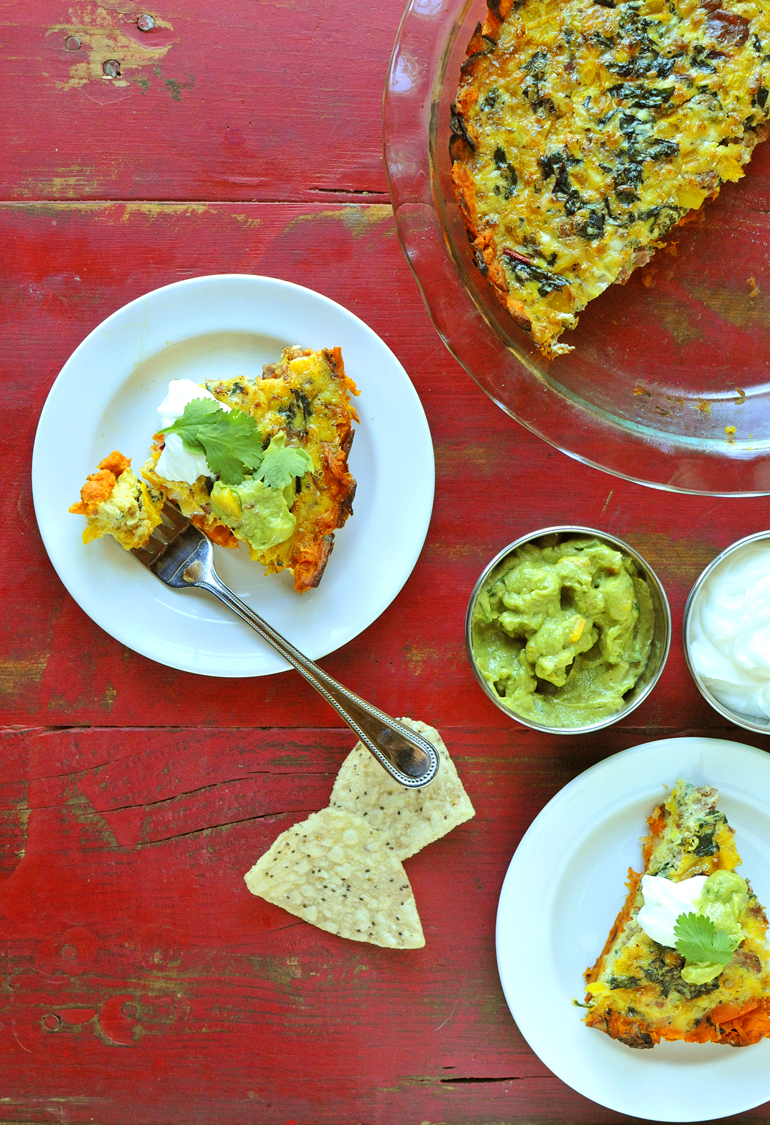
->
xmin=210 ymin=478 xmax=296 ymax=551
xmin=471 ymin=536 xmax=655 ymax=727
xmin=680 ymin=870 xmax=748 ymax=984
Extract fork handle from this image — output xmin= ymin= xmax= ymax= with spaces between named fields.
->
xmin=193 ymin=572 xmax=440 ymax=788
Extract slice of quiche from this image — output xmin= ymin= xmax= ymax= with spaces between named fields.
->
xmin=584 ymin=780 xmax=770 ymax=1048
xmin=450 ymin=0 xmax=770 ymax=357
xmin=69 ymin=451 xmax=164 ymax=550
xmin=142 ymin=345 xmax=358 ymax=593
xmin=71 ymin=346 xmax=359 ymax=592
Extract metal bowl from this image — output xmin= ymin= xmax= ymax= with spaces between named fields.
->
xmin=465 ymin=526 xmax=671 ymax=734
xmin=683 ymin=530 xmax=770 ymax=734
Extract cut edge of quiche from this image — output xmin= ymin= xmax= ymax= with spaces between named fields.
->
xmin=70 ymin=346 xmax=359 ymax=593
xmin=143 ymin=345 xmax=359 ymax=593
xmin=584 ymin=780 xmax=770 ymax=1048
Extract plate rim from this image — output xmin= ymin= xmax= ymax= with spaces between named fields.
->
xmin=32 ymin=272 xmax=435 ymax=677
xmin=496 ymin=735 xmax=770 ymax=1122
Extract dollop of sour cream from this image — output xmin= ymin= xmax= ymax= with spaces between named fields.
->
xmin=154 ymin=379 xmax=229 ymax=486
xmin=688 ymin=540 xmax=770 ymax=720
xmin=637 ymin=874 xmax=707 ymax=947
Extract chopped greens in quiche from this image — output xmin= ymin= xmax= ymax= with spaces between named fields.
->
xmin=451 ymin=0 xmax=770 ymax=356
xmin=143 ymin=345 xmax=359 ymax=592
xmin=71 ymin=346 xmax=359 ymax=593
xmin=584 ymin=780 xmax=770 ymax=1048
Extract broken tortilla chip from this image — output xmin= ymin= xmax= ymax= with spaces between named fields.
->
xmin=244 ymin=808 xmax=425 ymax=949
xmin=329 ymin=719 xmax=475 ymax=860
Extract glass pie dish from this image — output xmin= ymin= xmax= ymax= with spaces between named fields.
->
xmin=384 ymin=0 xmax=770 ymax=494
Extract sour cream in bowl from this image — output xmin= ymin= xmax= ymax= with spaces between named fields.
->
xmin=684 ymin=531 xmax=770 ymax=733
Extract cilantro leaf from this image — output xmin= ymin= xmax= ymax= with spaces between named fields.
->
xmin=255 ymin=433 xmax=314 ymax=490
xmin=161 ymin=399 xmax=265 ymax=485
xmin=674 ymin=912 xmax=741 ymax=967
xmin=161 ymin=397 xmax=221 ymax=448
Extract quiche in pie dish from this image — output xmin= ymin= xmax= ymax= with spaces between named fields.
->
xmin=584 ymin=780 xmax=770 ymax=1048
xmin=70 ymin=346 xmax=359 ymax=592
xmin=450 ymin=0 xmax=770 ymax=356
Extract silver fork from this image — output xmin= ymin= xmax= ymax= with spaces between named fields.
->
xmin=132 ymin=503 xmax=440 ymax=788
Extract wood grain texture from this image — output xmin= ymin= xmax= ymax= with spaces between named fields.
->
xmin=4 ymin=201 xmax=770 ymax=732
xmin=4 ymin=2 xmax=770 ymax=1118
xmin=0 ymin=0 xmax=395 ymax=203
xmin=3 ymin=724 xmax=770 ymax=1125
xmin=4 ymin=200 xmax=770 ymax=1125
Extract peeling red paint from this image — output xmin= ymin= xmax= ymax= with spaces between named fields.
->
xmin=2 ymin=17 xmax=770 ymax=1114
xmin=98 ymin=994 xmax=139 ymax=1045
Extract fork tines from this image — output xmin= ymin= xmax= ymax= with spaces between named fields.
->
xmin=132 ymin=502 xmax=192 ymax=566
xmin=159 ymin=503 xmax=190 ymax=533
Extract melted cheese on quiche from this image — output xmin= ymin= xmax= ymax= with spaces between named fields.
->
xmin=451 ymin=0 xmax=770 ymax=355
xmin=143 ymin=346 xmax=359 ymax=592
xmin=584 ymin=781 xmax=770 ymax=1048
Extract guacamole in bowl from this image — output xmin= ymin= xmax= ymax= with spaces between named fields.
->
xmin=466 ymin=528 xmax=671 ymax=733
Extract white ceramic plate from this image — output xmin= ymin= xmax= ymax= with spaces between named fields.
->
xmin=497 ymin=737 xmax=770 ymax=1122
xmin=32 ymin=275 xmax=434 ymax=677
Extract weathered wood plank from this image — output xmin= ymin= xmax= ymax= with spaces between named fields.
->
xmin=5 ymin=0 xmax=770 ymax=1114
xmin=2 ymin=725 xmax=769 ymax=1125
xmin=5 ymin=201 xmax=770 ymax=735
xmin=0 ymin=0 xmax=397 ymax=202
xmin=4 ymin=200 xmax=770 ymax=1123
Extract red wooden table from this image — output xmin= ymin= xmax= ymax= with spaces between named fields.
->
xmin=3 ymin=3 xmax=770 ymax=1123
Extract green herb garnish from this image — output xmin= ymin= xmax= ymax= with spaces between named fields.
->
xmin=255 ymin=432 xmax=314 ymax=490
xmin=673 ymin=911 xmax=741 ymax=968
xmin=161 ymin=399 xmax=265 ymax=485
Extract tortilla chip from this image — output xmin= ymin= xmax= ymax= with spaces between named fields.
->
xmin=244 ymin=808 xmax=425 ymax=949
xmin=329 ymin=718 xmax=475 ymax=861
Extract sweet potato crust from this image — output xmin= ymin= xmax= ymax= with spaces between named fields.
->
xmin=143 ymin=346 xmax=358 ymax=593
xmin=584 ymin=783 xmax=770 ymax=1049
xmin=588 ymin=997 xmax=770 ymax=1048
xmin=68 ymin=451 xmax=131 ymax=515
